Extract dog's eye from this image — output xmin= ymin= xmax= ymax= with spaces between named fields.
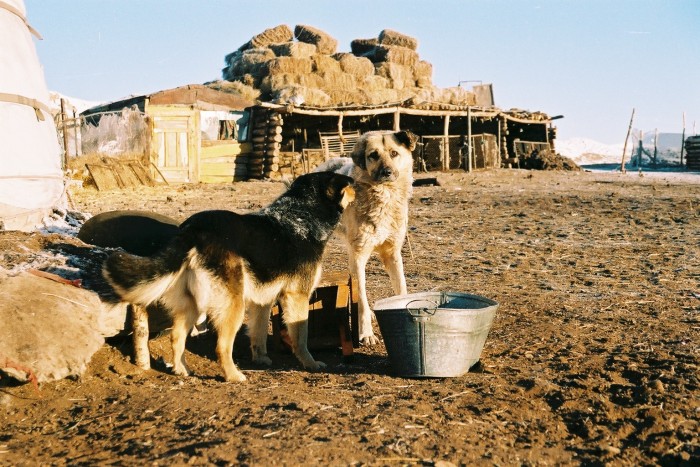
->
xmin=390 ymin=150 xmax=399 ymax=158
xmin=368 ymin=151 xmax=380 ymax=161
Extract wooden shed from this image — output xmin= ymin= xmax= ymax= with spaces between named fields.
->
xmin=81 ymin=84 xmax=254 ymax=183
xmin=243 ymin=101 xmax=561 ymax=179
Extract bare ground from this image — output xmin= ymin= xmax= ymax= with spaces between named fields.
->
xmin=1 ymin=169 xmax=699 ymax=466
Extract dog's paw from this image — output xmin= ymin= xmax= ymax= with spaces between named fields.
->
xmin=252 ymin=355 xmax=273 ymax=366
xmin=224 ymin=370 xmax=247 ymax=383
xmin=304 ymin=360 xmax=327 ymax=371
xmin=172 ymin=366 xmax=190 ymax=377
xmin=359 ymin=334 xmax=381 ymax=346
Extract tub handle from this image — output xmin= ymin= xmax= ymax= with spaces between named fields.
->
xmin=406 ymin=299 xmax=438 ymax=320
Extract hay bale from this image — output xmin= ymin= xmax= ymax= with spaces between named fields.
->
xmin=360 ymin=74 xmax=390 ymax=91
xmin=224 ymin=50 xmax=242 ymax=67
xmin=266 ymin=56 xmax=314 ymax=74
xmin=222 ymin=65 xmax=234 ymax=81
xmin=338 ymin=54 xmax=374 ymax=78
xmin=415 ymin=76 xmax=433 ymax=88
xmin=351 ymin=38 xmax=378 ymax=56
xmin=414 ymin=60 xmax=433 ymax=88
xmin=260 ymin=73 xmax=300 ymax=95
xmin=270 ymin=41 xmax=317 ymax=58
xmin=412 ymin=86 xmax=475 ymax=107
xmin=294 ymin=24 xmax=338 ymax=55
xmin=206 ymin=80 xmax=261 ymax=101
xmin=374 ymin=62 xmax=415 ymax=90
xmin=370 ymin=45 xmax=419 ymax=67
xmin=414 ymin=60 xmax=433 ymax=79
xmin=239 ymin=73 xmax=261 ymax=88
xmin=273 ymin=86 xmax=331 ymax=107
xmin=260 ymin=73 xmax=324 ymax=95
xmin=319 ymin=71 xmax=356 ymax=91
xmin=311 ymin=54 xmax=341 ymax=73
xmin=445 ymin=86 xmax=477 ymax=106
xmin=238 ymin=47 xmax=276 ymax=76
xmin=250 ymin=24 xmax=294 ymax=48
xmin=395 ymin=87 xmax=417 ymax=103
xmin=361 ymin=89 xmax=395 ymax=105
xmin=378 ymin=29 xmax=418 ymax=51
xmin=327 ymin=89 xmax=364 ymax=106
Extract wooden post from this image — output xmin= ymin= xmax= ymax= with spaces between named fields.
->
xmin=466 ymin=106 xmax=472 ymax=172
xmin=620 ymin=108 xmax=635 ymax=173
xmin=636 ymin=130 xmax=643 ymax=169
xmin=680 ymin=112 xmax=686 ymax=166
xmin=60 ymin=98 xmax=69 ymax=169
xmin=393 ymin=109 xmax=401 ymax=131
xmin=653 ymin=128 xmax=658 ymax=167
xmin=443 ymin=115 xmax=450 ymax=170
xmin=72 ymin=109 xmax=79 ymax=157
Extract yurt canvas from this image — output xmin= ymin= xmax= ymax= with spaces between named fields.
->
xmin=0 ymin=0 xmax=65 ymax=231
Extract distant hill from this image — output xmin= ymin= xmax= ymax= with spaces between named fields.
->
xmin=48 ymin=92 xmax=101 ymax=115
xmin=558 ymin=133 xmax=687 ymax=167
xmin=556 ymin=138 xmax=623 ymax=165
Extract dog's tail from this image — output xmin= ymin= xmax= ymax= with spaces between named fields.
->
xmin=102 ymin=236 xmax=191 ymax=306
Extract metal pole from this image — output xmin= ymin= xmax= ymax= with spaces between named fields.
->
xmin=653 ymin=128 xmax=658 ymax=167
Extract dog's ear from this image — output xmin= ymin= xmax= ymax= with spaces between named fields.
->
xmin=325 ymin=174 xmax=355 ymax=209
xmin=395 ymin=131 xmax=418 ymax=151
xmin=351 ymin=137 xmax=367 ymax=169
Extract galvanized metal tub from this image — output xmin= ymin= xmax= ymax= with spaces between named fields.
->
xmin=374 ymin=291 xmax=499 ymax=378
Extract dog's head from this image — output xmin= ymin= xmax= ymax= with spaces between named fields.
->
xmin=289 ymin=172 xmax=355 ymax=211
xmin=350 ymin=130 xmax=417 ymax=182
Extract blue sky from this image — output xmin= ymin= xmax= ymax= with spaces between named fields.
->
xmin=25 ymin=0 xmax=699 ymax=143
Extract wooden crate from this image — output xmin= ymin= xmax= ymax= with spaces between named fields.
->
xmin=271 ymin=272 xmax=358 ymax=357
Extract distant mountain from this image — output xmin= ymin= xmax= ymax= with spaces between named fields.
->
xmin=556 ymin=138 xmax=624 ymax=165
xmin=558 ymin=134 xmax=686 ymax=167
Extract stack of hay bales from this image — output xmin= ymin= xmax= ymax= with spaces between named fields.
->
xmin=222 ymin=25 xmax=476 ymax=110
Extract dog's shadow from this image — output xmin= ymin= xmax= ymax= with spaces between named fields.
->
xmin=106 ymin=327 xmax=392 ymax=381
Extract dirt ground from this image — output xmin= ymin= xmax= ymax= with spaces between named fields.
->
xmin=1 ymin=168 xmax=699 ymax=466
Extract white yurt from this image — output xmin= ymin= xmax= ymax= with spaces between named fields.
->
xmin=0 ymin=0 xmax=65 ymax=231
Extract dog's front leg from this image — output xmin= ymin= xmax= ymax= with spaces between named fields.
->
xmin=131 ymin=304 xmax=151 ymax=370
xmin=349 ymin=248 xmax=380 ymax=346
xmin=248 ymin=303 xmax=272 ymax=366
xmin=378 ymin=241 xmax=408 ymax=296
xmin=279 ymin=291 xmax=325 ymax=370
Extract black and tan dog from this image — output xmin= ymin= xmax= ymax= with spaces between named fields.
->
xmin=103 ymin=172 xmax=355 ymax=382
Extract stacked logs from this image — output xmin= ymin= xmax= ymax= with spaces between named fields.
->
xmin=685 ymin=135 xmax=700 ymax=171
xmin=278 ymin=150 xmax=326 ymax=178
xmin=249 ymin=109 xmax=283 ymax=179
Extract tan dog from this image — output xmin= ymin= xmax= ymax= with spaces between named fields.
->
xmin=318 ymin=130 xmax=417 ymax=345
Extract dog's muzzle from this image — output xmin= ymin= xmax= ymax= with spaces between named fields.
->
xmin=375 ymin=166 xmax=397 ymax=182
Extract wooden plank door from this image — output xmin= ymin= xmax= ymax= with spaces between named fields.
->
xmin=150 ymin=109 xmax=198 ymax=182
